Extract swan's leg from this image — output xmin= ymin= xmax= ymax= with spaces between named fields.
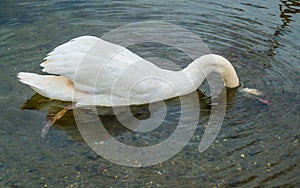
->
xmin=41 ymin=104 xmax=74 ymax=138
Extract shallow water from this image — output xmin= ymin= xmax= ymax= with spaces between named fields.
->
xmin=1 ymin=0 xmax=299 ymax=187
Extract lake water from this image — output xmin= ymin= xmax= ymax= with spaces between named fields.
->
xmin=0 ymin=0 xmax=299 ymax=187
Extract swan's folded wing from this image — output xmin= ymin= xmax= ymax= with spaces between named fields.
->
xmin=41 ymin=36 xmax=148 ymax=94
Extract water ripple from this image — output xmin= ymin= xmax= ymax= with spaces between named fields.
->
xmin=0 ymin=0 xmax=299 ymax=187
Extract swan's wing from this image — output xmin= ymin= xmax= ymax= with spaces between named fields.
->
xmin=41 ymin=36 xmax=151 ymax=94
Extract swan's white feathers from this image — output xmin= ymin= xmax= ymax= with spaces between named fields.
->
xmin=18 ymin=72 xmax=74 ymax=102
xmin=40 ymin=36 xmax=151 ymax=94
xmin=18 ymin=36 xmax=240 ymax=106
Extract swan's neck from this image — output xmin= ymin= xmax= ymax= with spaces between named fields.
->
xmin=182 ymin=54 xmax=239 ymax=90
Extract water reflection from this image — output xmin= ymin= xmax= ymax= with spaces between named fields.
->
xmin=1 ymin=0 xmax=299 ymax=187
xmin=21 ymin=89 xmax=237 ymax=141
xmin=268 ymin=0 xmax=300 ymax=55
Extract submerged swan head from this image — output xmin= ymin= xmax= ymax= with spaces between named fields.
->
xmin=17 ymin=36 xmax=239 ymax=106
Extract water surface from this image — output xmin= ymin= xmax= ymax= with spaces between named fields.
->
xmin=0 ymin=0 xmax=299 ymax=187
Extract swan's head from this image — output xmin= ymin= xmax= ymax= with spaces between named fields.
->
xmin=184 ymin=54 xmax=239 ymax=89
xmin=203 ymin=54 xmax=240 ymax=88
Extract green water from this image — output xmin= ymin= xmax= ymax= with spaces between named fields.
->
xmin=0 ymin=0 xmax=299 ymax=187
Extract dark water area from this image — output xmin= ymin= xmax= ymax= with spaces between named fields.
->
xmin=0 ymin=0 xmax=299 ymax=187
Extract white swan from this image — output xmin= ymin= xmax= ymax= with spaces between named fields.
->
xmin=17 ymin=36 xmax=239 ymax=107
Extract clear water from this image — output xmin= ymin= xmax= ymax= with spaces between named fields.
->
xmin=0 ymin=0 xmax=299 ymax=187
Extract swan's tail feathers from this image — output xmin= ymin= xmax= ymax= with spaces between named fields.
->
xmin=17 ymin=72 xmax=74 ymax=102
xmin=18 ymin=72 xmax=44 ymax=89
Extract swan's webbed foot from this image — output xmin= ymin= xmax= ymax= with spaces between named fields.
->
xmin=41 ymin=104 xmax=74 ymax=138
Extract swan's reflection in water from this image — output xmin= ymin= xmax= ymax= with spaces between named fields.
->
xmin=21 ymin=88 xmax=236 ymax=146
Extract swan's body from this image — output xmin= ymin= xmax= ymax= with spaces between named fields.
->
xmin=18 ymin=36 xmax=239 ymax=106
